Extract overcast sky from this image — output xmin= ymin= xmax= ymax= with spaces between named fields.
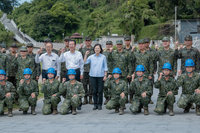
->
xmin=19 ymin=0 xmax=32 ymax=4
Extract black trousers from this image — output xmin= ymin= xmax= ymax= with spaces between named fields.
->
xmin=90 ymin=76 xmax=104 ymax=106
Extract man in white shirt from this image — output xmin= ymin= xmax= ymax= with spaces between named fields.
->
xmin=35 ymin=42 xmax=60 ymax=80
xmin=59 ymin=40 xmax=84 ymax=82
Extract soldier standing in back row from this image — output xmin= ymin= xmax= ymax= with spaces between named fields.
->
xmin=79 ymin=37 xmax=94 ymax=105
xmin=6 ymin=44 xmax=18 ymax=87
xmin=157 ymin=37 xmax=178 ymax=77
xmin=103 ymin=41 xmax=113 ymax=105
xmin=27 ymin=43 xmax=41 ymax=81
xmin=176 ymin=35 xmax=200 ymax=73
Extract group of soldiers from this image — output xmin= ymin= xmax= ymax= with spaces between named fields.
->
xmin=0 ymin=34 xmax=200 ymax=117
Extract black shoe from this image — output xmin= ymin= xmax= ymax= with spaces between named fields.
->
xmin=93 ymin=106 xmax=98 ymax=110
xmin=98 ymin=105 xmax=102 ymax=110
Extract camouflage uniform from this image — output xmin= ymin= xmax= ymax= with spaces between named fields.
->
xmin=27 ymin=53 xmax=41 ymax=80
xmin=60 ymin=47 xmax=69 ymax=82
xmin=16 ymin=56 xmax=35 ymax=86
xmin=41 ymin=79 xmax=61 ymax=115
xmin=177 ymin=47 xmax=200 ymax=73
xmin=177 ymin=72 xmax=200 ymax=114
xmin=6 ymin=53 xmax=18 ymax=87
xmin=109 ymin=50 xmax=132 ymax=79
xmin=105 ymin=78 xmax=127 ymax=113
xmin=103 ymin=49 xmax=113 ymax=103
xmin=157 ymin=48 xmax=178 ymax=75
xmin=0 ymin=53 xmax=7 ymax=71
xmin=17 ymin=80 xmax=39 ymax=113
xmin=129 ymin=77 xmax=152 ymax=114
xmin=79 ymin=46 xmax=94 ymax=103
xmin=59 ymin=81 xmax=85 ymax=115
xmin=0 ymin=81 xmax=16 ymax=115
xmin=133 ymin=50 xmax=153 ymax=78
xmin=154 ymin=77 xmax=178 ymax=114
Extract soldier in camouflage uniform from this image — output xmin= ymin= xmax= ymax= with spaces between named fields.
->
xmin=103 ymin=41 xmax=113 ymax=105
xmin=157 ymin=37 xmax=178 ymax=76
xmin=0 ymin=69 xmax=16 ymax=117
xmin=129 ymin=65 xmax=152 ymax=115
xmin=6 ymin=44 xmax=18 ymax=87
xmin=16 ymin=46 xmax=35 ymax=87
xmin=60 ymin=37 xmax=70 ymax=82
xmin=0 ymin=50 xmax=7 ymax=71
xmin=79 ymin=37 xmax=94 ymax=104
xmin=124 ymin=36 xmax=132 ymax=52
xmin=105 ymin=68 xmax=127 ymax=115
xmin=154 ymin=63 xmax=178 ymax=116
xmin=41 ymin=68 xmax=61 ymax=115
xmin=109 ymin=40 xmax=132 ymax=103
xmin=176 ymin=35 xmax=200 ymax=73
xmin=27 ymin=43 xmax=41 ymax=81
xmin=17 ymin=68 xmax=39 ymax=115
xmin=177 ymin=59 xmax=200 ymax=115
xmin=59 ymin=69 xmax=85 ymax=115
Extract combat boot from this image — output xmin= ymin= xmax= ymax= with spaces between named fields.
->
xmin=31 ymin=106 xmax=36 ymax=115
xmin=72 ymin=108 xmax=77 ymax=115
xmin=52 ymin=108 xmax=58 ymax=115
xmin=196 ymin=105 xmax=200 ymax=116
xmin=119 ymin=108 xmax=124 ymax=115
xmin=8 ymin=108 xmax=13 ymax=117
xmin=115 ymin=108 xmax=119 ymax=113
xmin=191 ymin=103 xmax=195 ymax=109
xmin=83 ymin=96 xmax=88 ymax=105
xmin=89 ymin=96 xmax=93 ymax=104
xmin=144 ymin=107 xmax=149 ymax=115
xmin=168 ymin=106 xmax=174 ymax=116
xmin=184 ymin=104 xmax=191 ymax=113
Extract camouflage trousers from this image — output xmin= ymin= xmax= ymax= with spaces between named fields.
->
xmin=0 ymin=96 xmax=14 ymax=114
xmin=154 ymin=94 xmax=175 ymax=114
xmin=82 ymin=72 xmax=92 ymax=97
xmin=103 ymin=85 xmax=110 ymax=99
xmin=42 ymin=96 xmax=61 ymax=115
xmin=129 ymin=96 xmax=150 ymax=113
xmin=177 ymin=93 xmax=200 ymax=109
xmin=106 ymin=96 xmax=126 ymax=110
xmin=18 ymin=96 xmax=37 ymax=111
xmin=60 ymin=96 xmax=81 ymax=115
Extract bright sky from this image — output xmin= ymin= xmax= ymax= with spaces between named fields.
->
xmin=19 ymin=0 xmax=32 ymax=4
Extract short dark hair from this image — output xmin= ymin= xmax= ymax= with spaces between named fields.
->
xmin=46 ymin=42 xmax=53 ymax=48
xmin=69 ymin=40 xmax=76 ymax=45
xmin=93 ymin=44 xmax=103 ymax=54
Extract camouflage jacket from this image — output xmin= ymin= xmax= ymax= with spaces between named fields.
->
xmin=41 ymin=79 xmax=60 ymax=99
xmin=177 ymin=72 xmax=200 ymax=95
xmin=157 ymin=48 xmax=178 ymax=75
xmin=58 ymin=81 xmax=85 ymax=99
xmin=16 ymin=56 xmax=35 ymax=80
xmin=103 ymin=49 xmax=113 ymax=74
xmin=79 ymin=46 xmax=94 ymax=72
xmin=109 ymin=50 xmax=132 ymax=77
xmin=0 ymin=81 xmax=16 ymax=100
xmin=104 ymin=78 xmax=128 ymax=98
xmin=154 ymin=77 xmax=178 ymax=97
xmin=147 ymin=48 xmax=158 ymax=73
xmin=176 ymin=47 xmax=200 ymax=73
xmin=0 ymin=53 xmax=7 ymax=71
xmin=6 ymin=53 xmax=18 ymax=77
xmin=129 ymin=77 xmax=153 ymax=97
xmin=133 ymin=50 xmax=153 ymax=76
xmin=27 ymin=53 xmax=41 ymax=78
